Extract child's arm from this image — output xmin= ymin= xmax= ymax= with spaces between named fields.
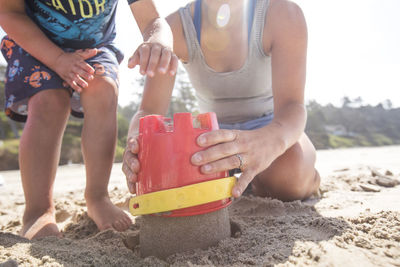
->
xmin=122 ymin=69 xmax=176 ymax=193
xmin=0 ymin=0 xmax=96 ymax=92
xmin=122 ymin=9 xmax=187 ymax=193
xmin=127 ymin=0 xmax=179 ymax=77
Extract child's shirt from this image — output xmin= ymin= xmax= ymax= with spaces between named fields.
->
xmin=25 ymin=0 xmax=125 ymax=49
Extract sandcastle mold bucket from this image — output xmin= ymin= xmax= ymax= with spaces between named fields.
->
xmin=134 ymin=112 xmax=232 ymax=217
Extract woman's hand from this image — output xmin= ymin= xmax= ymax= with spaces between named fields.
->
xmin=52 ymin=49 xmax=97 ymax=92
xmin=190 ymin=128 xmax=283 ymax=198
xmin=122 ymin=136 xmax=141 ymax=194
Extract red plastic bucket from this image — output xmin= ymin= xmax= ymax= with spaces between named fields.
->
xmin=135 ymin=112 xmax=232 ymax=217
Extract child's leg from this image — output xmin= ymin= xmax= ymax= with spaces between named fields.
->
xmin=251 ymin=133 xmax=320 ymax=201
xmin=79 ymin=75 xmax=132 ymax=232
xmin=19 ymin=89 xmax=70 ymax=239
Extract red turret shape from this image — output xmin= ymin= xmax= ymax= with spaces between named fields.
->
xmin=136 ymin=112 xmax=232 ymax=217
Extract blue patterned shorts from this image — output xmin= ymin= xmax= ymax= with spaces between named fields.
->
xmin=1 ymin=36 xmax=123 ymax=122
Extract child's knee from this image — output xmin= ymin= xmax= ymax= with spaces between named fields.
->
xmin=28 ymin=89 xmax=70 ymax=120
xmin=80 ymin=77 xmax=118 ymax=113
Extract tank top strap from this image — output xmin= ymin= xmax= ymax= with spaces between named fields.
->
xmin=247 ymin=0 xmax=257 ymax=43
xmin=253 ymin=0 xmax=271 ymax=57
xmin=193 ymin=0 xmax=202 ymax=43
xmin=179 ymin=4 xmax=201 ymax=63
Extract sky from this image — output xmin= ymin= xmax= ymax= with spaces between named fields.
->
xmin=0 ymin=0 xmax=399 ymax=108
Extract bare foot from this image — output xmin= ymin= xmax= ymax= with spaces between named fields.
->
xmin=86 ymin=196 xmax=132 ymax=232
xmin=21 ymin=211 xmax=62 ymax=240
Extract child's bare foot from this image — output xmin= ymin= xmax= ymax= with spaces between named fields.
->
xmin=86 ymin=195 xmax=132 ymax=232
xmin=21 ymin=210 xmax=62 ymax=240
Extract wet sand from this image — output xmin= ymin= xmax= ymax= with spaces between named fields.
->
xmin=0 ymin=145 xmax=399 ymax=266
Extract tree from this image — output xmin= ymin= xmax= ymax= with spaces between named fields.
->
xmin=353 ymin=96 xmax=363 ymax=108
xmin=382 ymin=99 xmax=393 ymax=110
xmin=341 ymin=96 xmax=352 ymax=108
xmin=167 ymin=67 xmax=198 ymax=117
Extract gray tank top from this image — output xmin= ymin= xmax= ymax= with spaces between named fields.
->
xmin=178 ymin=0 xmax=273 ymax=124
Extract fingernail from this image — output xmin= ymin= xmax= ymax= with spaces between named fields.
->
xmin=159 ymin=68 xmax=166 ymax=73
xmin=192 ymin=153 xmax=202 ymax=163
xmin=170 ymin=70 xmax=175 ymax=76
xmin=203 ymin=164 xmax=212 ymax=172
xmin=232 ymin=187 xmax=240 ymax=196
xmin=147 ymin=71 xmax=154 ymax=77
xmin=198 ymin=136 xmax=206 ymax=145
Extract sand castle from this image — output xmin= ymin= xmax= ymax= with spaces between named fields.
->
xmin=130 ymin=112 xmax=234 ymax=258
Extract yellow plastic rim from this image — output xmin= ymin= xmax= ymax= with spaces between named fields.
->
xmin=129 ymin=176 xmax=236 ymax=216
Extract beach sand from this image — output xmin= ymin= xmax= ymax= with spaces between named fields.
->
xmin=0 ymin=145 xmax=399 ymax=266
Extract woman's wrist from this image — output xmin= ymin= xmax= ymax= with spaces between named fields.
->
xmin=261 ymin=120 xmax=289 ymax=157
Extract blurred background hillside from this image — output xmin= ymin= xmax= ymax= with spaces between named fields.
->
xmin=1 ymin=63 xmax=399 ymax=171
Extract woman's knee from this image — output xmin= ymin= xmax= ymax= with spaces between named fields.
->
xmin=278 ymin=168 xmax=319 ymax=201
xmin=253 ymin=138 xmax=318 ymax=201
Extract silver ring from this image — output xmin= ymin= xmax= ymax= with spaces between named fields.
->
xmin=236 ymin=154 xmax=244 ymax=170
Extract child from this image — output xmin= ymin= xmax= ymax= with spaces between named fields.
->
xmin=122 ymin=0 xmax=320 ymax=201
xmin=0 ymin=0 xmax=177 ymax=240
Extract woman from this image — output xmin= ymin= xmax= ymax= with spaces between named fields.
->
xmin=123 ymin=0 xmax=320 ymax=201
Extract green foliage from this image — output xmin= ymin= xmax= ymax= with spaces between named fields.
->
xmin=167 ymin=67 xmax=199 ymax=116
xmin=370 ymin=133 xmax=393 ymax=146
xmin=57 ymin=115 xmax=130 ymax=165
xmin=55 ymin=120 xmax=83 ymax=165
xmin=0 ymin=139 xmax=20 ymax=170
xmin=114 ymin=145 xmax=125 ymax=163
xmin=306 ymin=97 xmax=400 ymax=149
xmin=328 ymin=135 xmax=355 ymax=148
xmin=117 ymin=112 xmax=129 ymax=148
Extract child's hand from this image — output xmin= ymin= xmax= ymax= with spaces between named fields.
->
xmin=127 ymin=42 xmax=178 ymax=77
xmin=52 ymin=49 xmax=98 ymax=93
xmin=122 ymin=136 xmax=141 ymax=194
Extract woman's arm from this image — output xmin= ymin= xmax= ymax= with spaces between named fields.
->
xmin=0 ymin=0 xmax=96 ymax=91
xmin=264 ymin=0 xmax=308 ymax=153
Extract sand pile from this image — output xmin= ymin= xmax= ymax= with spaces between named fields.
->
xmin=0 ymin=146 xmax=400 ymax=266
xmin=139 ymin=208 xmax=231 ymax=259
